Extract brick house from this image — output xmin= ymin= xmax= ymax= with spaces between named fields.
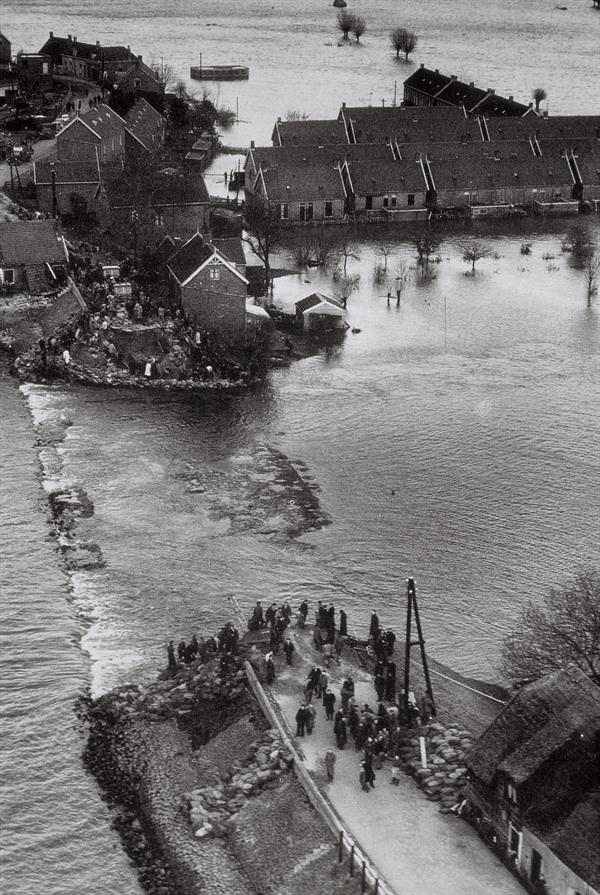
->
xmin=110 ymin=167 xmax=209 ymax=238
xmin=166 ymin=233 xmax=248 ymax=337
xmin=125 ymin=98 xmax=166 ymax=152
xmin=56 ymin=103 xmax=130 ymax=166
xmin=38 ymin=33 xmax=138 ymax=84
xmin=466 ymin=666 xmax=600 ymax=895
xmin=403 ymin=65 xmax=531 ymax=116
xmin=0 ymin=221 xmax=68 ymax=294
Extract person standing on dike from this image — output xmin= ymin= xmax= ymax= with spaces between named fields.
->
xmin=167 ymin=640 xmax=177 ymax=671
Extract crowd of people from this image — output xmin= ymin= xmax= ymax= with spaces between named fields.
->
xmin=166 ymin=622 xmax=241 ymax=674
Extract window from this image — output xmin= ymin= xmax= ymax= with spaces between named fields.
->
xmin=365 ymin=195 xmax=373 ymax=210
xmin=1 ymin=268 xmax=15 ymax=284
xmin=325 ymin=201 xmax=333 ymax=217
xmin=506 ymin=782 xmax=518 ymax=804
xmin=299 ymin=203 xmax=313 ymax=222
xmin=280 ymin=203 xmax=289 ymax=220
xmin=530 ymin=850 xmax=542 ymax=884
xmin=508 ymin=824 xmax=522 ymax=864
xmin=407 ymin=194 xmax=415 ymax=206
xmin=383 ymin=195 xmax=389 ymax=208
xmin=391 ymin=195 xmax=397 ymax=207
xmin=209 ymin=267 xmax=220 ymax=280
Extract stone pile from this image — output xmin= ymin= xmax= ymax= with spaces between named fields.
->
xmin=397 ymin=721 xmax=474 ymax=812
xmin=189 ymin=728 xmax=293 ymax=839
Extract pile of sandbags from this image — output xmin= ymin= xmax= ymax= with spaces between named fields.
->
xmin=397 ymin=721 xmax=474 ymax=812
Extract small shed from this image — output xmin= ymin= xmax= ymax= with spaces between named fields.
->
xmin=113 ymin=281 xmax=132 ymax=298
xmin=294 ymin=292 xmax=346 ymax=332
xmin=102 ymin=264 xmax=120 ymax=280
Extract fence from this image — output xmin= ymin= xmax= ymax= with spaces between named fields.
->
xmin=243 ymin=659 xmax=397 ymax=895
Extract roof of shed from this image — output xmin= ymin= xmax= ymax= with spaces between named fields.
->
xmin=0 ymin=220 xmax=66 ymax=265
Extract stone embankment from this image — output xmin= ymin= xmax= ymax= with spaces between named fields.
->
xmin=84 ymin=652 xmax=361 ymax=895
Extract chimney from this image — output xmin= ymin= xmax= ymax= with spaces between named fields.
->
xmin=277 ymin=116 xmax=281 ymax=122
xmin=509 ymin=95 xmax=513 ymax=101
xmin=420 ymin=63 xmax=424 ymax=69
xmin=469 ymin=81 xmax=474 ymax=87
xmin=450 ymin=75 xmax=457 ymax=80
xmin=96 ymin=41 xmax=100 ymax=47
xmin=49 ymin=31 xmax=54 ymax=38
xmin=435 ymin=68 xmax=439 ymax=73
xmin=250 ymin=139 xmax=255 ymax=148
xmin=342 ymin=101 xmax=346 ymax=108
xmin=68 ymin=34 xmax=72 ymax=41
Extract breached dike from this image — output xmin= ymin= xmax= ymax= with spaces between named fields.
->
xmin=82 ymin=650 xmax=362 ymax=895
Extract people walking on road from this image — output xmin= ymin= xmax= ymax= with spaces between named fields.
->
xmin=320 ymin=670 xmax=329 ymax=698
xmin=323 ymin=689 xmax=336 ymax=720
xmin=297 ymin=600 xmax=308 ymax=627
xmin=359 ymin=762 xmax=370 ymax=792
xmin=177 ymin=640 xmax=187 ymax=662
xmin=296 ymin=703 xmax=307 ymax=737
xmin=364 ymin=753 xmax=376 ymax=789
xmin=385 ymin=661 xmax=397 ymax=700
xmin=325 ymin=749 xmax=336 ymax=782
xmin=306 ymin=702 xmax=316 ymax=735
xmin=265 ymin=652 xmax=275 ymax=684
xmin=283 ymin=638 xmax=294 ymax=665
xmin=334 ymin=711 xmax=347 ymax=749
xmin=341 ymin=676 xmax=355 ymax=710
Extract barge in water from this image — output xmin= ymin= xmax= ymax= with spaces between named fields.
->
xmin=190 ymin=56 xmax=249 ymax=80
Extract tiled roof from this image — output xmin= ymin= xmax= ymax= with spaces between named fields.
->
xmin=167 ymin=233 xmax=214 ymax=283
xmin=125 ymin=97 xmax=164 ymax=149
xmin=344 ymin=106 xmax=480 ymax=145
xmin=0 ymin=221 xmax=66 ymax=266
xmin=261 ymin=162 xmax=346 ymax=203
xmin=35 ymin=155 xmax=100 ymax=184
xmin=403 ymin=66 xmax=453 ymax=95
xmin=273 ymin=119 xmax=347 ymax=146
xmin=474 ymin=93 xmax=529 ymax=117
xmin=113 ymin=168 xmax=209 ymax=207
xmin=39 ymin=35 xmax=134 ymax=63
xmin=436 ymin=79 xmax=488 ymax=110
xmin=212 ymin=237 xmax=246 ymax=268
xmin=348 ymin=155 xmax=427 ymax=194
xmin=79 ymin=103 xmax=127 ymax=141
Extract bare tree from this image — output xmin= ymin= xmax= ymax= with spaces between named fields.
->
xmin=334 ymin=273 xmax=360 ymax=308
xmin=462 ymin=241 xmax=491 ymax=274
xmin=393 ymin=262 xmax=410 ymax=306
xmin=414 ymin=233 xmax=438 ymax=271
xmin=336 ymin=10 xmax=355 ymax=41
xmin=150 ymin=58 xmax=174 ymax=92
xmin=377 ymin=244 xmax=392 ymax=272
xmin=391 ymin=28 xmax=417 ymax=62
xmin=334 ymin=237 xmax=360 ymax=277
xmin=242 ymin=193 xmax=281 ymax=293
xmin=501 ymin=570 xmax=600 ymax=685
xmin=583 ymin=242 xmax=600 ymax=307
xmin=352 ymin=16 xmax=367 ymax=43
xmin=532 ymin=87 xmax=547 ymax=113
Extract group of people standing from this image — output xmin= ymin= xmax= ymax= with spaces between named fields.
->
xmin=166 ymin=622 xmax=240 ymax=672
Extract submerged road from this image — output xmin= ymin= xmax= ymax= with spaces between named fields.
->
xmin=267 ymin=633 xmax=521 ymax=895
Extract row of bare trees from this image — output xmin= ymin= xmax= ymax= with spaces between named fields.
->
xmin=390 ymin=28 xmax=418 ymax=62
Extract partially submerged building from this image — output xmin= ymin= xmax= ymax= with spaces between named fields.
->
xmin=245 ymin=96 xmax=600 ymax=223
xmin=466 ymin=665 xmax=600 ymax=895
xmin=166 ymin=232 xmax=249 ymax=338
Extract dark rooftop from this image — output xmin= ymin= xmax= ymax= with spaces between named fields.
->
xmin=0 ymin=220 xmax=67 ymax=266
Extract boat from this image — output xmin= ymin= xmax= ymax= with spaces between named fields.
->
xmin=190 ymin=57 xmax=249 ymax=81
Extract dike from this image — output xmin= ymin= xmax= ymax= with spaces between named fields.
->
xmin=82 ymin=651 xmax=362 ymax=895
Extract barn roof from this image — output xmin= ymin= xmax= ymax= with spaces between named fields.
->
xmin=466 ymin=666 xmax=600 ymax=786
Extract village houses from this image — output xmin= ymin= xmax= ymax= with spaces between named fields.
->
xmin=166 ymin=232 xmax=249 ymax=338
xmin=0 ymin=220 xmax=68 ymax=294
xmin=466 ymin=665 xmax=600 ymax=895
xmin=245 ymin=73 xmax=600 ymax=223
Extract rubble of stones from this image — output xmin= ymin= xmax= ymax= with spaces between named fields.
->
xmin=189 ymin=728 xmax=294 ymax=840
xmin=48 ymin=486 xmax=105 ymax=571
xmin=397 ymin=720 xmax=473 ymax=812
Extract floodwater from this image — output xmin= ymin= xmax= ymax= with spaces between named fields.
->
xmin=3 ymin=0 xmax=600 ymax=893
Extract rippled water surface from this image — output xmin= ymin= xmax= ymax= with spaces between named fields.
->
xmin=3 ymin=0 xmax=600 ymax=892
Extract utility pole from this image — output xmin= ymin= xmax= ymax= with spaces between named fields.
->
xmin=393 ymin=80 xmax=397 ymax=107
xmin=403 ymin=577 xmax=436 ymax=718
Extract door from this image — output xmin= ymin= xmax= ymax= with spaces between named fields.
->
xmin=299 ymin=204 xmax=306 ymax=223
xmin=508 ymin=824 xmax=522 ymax=864
xmin=530 ymin=849 xmax=542 ymax=883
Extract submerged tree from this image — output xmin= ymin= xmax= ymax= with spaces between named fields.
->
xmin=336 ymin=10 xmax=355 ymax=41
xmin=501 ymin=570 xmax=600 ymax=685
xmin=391 ymin=28 xmax=417 ymax=62
xmin=414 ymin=233 xmax=438 ymax=272
xmin=532 ymin=86 xmax=547 ymax=113
xmin=352 ymin=16 xmax=367 ymax=43
xmin=462 ymin=241 xmax=491 ymax=274
xmin=242 ymin=193 xmax=281 ymax=293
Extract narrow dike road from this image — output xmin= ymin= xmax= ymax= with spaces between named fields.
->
xmin=266 ymin=633 xmax=523 ymax=895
